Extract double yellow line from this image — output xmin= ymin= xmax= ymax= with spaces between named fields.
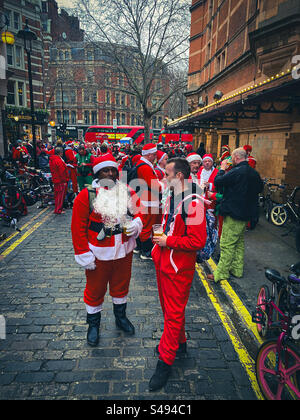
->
xmin=196 ymin=259 xmax=264 ymax=400
xmin=0 ymin=208 xmax=52 ymax=260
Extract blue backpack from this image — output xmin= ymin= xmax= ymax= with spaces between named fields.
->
xmin=196 ymin=210 xmax=218 ymax=263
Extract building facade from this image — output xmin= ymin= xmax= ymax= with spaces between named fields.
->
xmin=47 ymin=40 xmax=169 ymax=140
xmin=169 ymin=0 xmax=300 ymax=188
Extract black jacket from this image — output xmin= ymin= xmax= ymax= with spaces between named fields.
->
xmin=214 ymin=161 xmax=263 ymax=221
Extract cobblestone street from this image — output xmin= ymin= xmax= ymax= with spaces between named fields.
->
xmin=0 ymin=208 xmax=256 ymax=400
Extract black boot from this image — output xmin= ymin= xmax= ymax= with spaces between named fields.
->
xmin=86 ymin=312 xmax=101 ymax=347
xmin=140 ymin=238 xmax=153 ymax=260
xmin=149 ymin=359 xmax=172 ymax=392
xmin=156 ymin=342 xmax=187 ymax=358
xmin=113 ymin=303 xmax=135 ymax=335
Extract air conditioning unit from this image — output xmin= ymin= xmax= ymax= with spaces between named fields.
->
xmin=214 ymin=91 xmax=223 ymax=101
xmin=198 ymin=96 xmax=205 ymax=107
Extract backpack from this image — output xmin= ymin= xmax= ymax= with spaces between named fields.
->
xmin=126 ymin=162 xmax=147 ymax=184
xmin=179 ymin=184 xmax=218 ymax=264
xmin=196 ymin=210 xmax=218 ymax=263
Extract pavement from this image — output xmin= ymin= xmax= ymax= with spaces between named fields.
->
xmin=0 ymin=204 xmax=298 ymax=400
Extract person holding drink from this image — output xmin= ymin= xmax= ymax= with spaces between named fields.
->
xmin=71 ymin=154 xmax=143 ymax=346
xmin=149 ymin=157 xmax=207 ymax=391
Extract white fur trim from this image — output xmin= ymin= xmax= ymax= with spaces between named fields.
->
xmin=187 ymin=154 xmax=202 ymax=163
xmin=75 ymin=251 xmax=95 ymax=267
xmin=85 ymin=303 xmax=102 ymax=314
xmin=88 ymin=235 xmax=135 ymax=260
xmin=142 ymin=147 xmax=157 ymax=155
xmin=93 ymin=160 xmax=118 ymax=174
xmin=112 ymin=296 xmax=127 ymax=304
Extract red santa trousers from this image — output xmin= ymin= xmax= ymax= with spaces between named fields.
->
xmin=84 ymin=252 xmax=133 ymax=307
xmin=155 ymin=262 xmax=194 ymax=366
xmin=68 ymin=167 xmax=78 ymax=194
xmin=53 ymin=182 xmax=68 ymax=214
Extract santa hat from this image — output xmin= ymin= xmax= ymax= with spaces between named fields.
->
xmin=142 ymin=143 xmax=157 ymax=156
xmin=243 ymin=144 xmax=252 ymax=153
xmin=131 ymin=154 xmax=141 ymax=166
xmin=92 ymin=154 xmax=118 ymax=174
xmin=222 ymin=145 xmax=230 ymax=150
xmin=186 ymin=153 xmax=202 ymax=163
xmin=157 ymin=150 xmax=167 ymax=164
xmin=202 ymin=154 xmax=214 ymax=162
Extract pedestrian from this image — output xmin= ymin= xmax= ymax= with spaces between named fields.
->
xmin=71 ymin=154 xmax=143 ymax=346
xmin=207 ymin=147 xmax=263 ymax=283
xmin=49 ymin=146 xmax=69 ymax=215
xmin=198 ymin=153 xmax=219 ymax=204
xmin=135 ymin=143 xmax=162 ymax=260
xmin=64 ymin=141 xmax=78 ymax=194
xmin=76 ymin=144 xmax=94 ymax=191
xmin=155 ymin=150 xmax=168 ymax=181
xmin=149 ymin=157 xmax=207 ymax=391
xmin=186 ymin=152 xmax=202 ymax=185
xmin=243 ymin=144 xmax=256 ymax=169
xmin=196 ymin=142 xmax=206 ymax=158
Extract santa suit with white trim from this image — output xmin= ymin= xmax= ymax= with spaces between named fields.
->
xmin=187 ymin=153 xmax=202 ymax=185
xmin=71 ymin=154 xmax=143 ymax=341
xmin=197 ymin=154 xmax=219 ymax=201
xmin=151 ymin=188 xmax=207 ymax=366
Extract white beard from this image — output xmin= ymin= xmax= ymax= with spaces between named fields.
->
xmin=93 ymin=180 xmax=133 ymax=229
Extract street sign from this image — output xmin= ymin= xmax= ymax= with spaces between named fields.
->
xmin=113 ymin=119 xmax=117 ymax=130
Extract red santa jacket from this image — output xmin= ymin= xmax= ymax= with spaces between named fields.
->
xmin=154 ymin=164 xmax=165 ymax=181
xmin=136 ymin=157 xmax=161 ymax=210
xmin=151 ymin=192 xmax=207 ymax=276
xmin=248 ymin=155 xmax=256 ymax=169
xmin=71 ymin=180 xmax=143 ymax=267
xmin=197 ymin=167 xmax=219 ymax=193
xmin=64 ymin=147 xmax=77 ymax=169
xmin=49 ymin=154 xmax=69 ymax=184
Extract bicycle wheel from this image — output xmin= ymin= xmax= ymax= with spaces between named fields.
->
xmin=256 ymin=284 xmax=270 ymax=338
xmin=255 ymin=339 xmax=300 ymax=400
xmin=0 ymin=185 xmax=22 ymax=210
xmin=270 ymin=205 xmax=288 ymax=226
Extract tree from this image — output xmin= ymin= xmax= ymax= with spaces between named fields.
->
xmin=74 ymin=0 xmax=190 ymax=142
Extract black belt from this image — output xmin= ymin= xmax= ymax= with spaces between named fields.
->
xmin=89 ymin=221 xmax=123 ymax=237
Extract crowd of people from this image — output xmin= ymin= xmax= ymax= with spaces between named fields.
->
xmin=66 ymin=137 xmax=263 ymax=392
xmin=7 ymin=135 xmax=263 ymax=391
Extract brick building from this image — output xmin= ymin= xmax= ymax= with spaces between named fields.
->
xmin=169 ymin=0 xmax=300 ymax=189
xmin=47 ymin=40 xmax=169 ymax=138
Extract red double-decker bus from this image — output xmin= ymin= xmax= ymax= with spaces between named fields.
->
xmin=158 ymin=128 xmax=193 ymax=144
xmin=84 ymin=125 xmax=149 ymax=144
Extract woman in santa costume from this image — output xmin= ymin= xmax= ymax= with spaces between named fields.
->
xmin=155 ymin=150 xmax=168 ymax=181
xmin=71 ymin=154 xmax=143 ymax=346
xmin=149 ymin=157 xmax=207 ymax=391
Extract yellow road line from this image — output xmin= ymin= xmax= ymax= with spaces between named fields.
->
xmin=196 ymin=264 xmax=264 ymax=400
xmin=0 ymin=207 xmax=49 ymax=249
xmin=0 ymin=210 xmax=52 ymax=259
xmin=207 ymin=258 xmax=264 ymax=345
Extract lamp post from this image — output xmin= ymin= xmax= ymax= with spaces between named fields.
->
xmin=17 ymin=22 xmax=38 ymax=168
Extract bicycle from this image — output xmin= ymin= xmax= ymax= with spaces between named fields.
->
xmin=259 ymin=178 xmax=285 ymax=221
xmin=269 ymin=186 xmax=300 ymax=252
xmin=252 ymin=263 xmax=300 ymax=400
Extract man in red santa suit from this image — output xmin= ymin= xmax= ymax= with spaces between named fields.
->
xmin=71 ymin=154 xmax=143 ymax=346
xmin=64 ymin=141 xmax=78 ymax=194
xmin=49 ymin=147 xmax=69 ymax=214
xmin=149 ymin=157 xmax=207 ymax=391
xmin=135 ymin=143 xmax=162 ymax=260
xmin=155 ymin=150 xmax=168 ymax=181
xmin=198 ymin=154 xmax=218 ymax=197
xmin=186 ymin=152 xmax=202 ymax=185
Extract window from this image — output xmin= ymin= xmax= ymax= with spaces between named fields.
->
xmin=15 ymin=46 xmax=22 ymax=68
xmin=13 ymin=12 xmax=20 ymax=30
xmin=122 ymin=113 xmax=126 ymax=125
xmin=65 ymin=50 xmax=70 ymax=60
xmin=70 ymin=90 xmax=76 ymax=103
xmin=17 ymin=82 xmax=24 ymax=106
xmin=106 ymin=91 xmax=110 ymax=104
xmin=116 ymin=93 xmax=120 ymax=106
xmin=84 ymin=90 xmax=89 ymax=103
xmin=106 ymin=111 xmax=110 ymax=124
xmin=56 ymin=89 xmax=62 ymax=103
xmin=152 ymin=116 xmax=157 ymax=129
xmin=84 ymin=111 xmax=90 ymax=124
xmin=4 ymin=10 xmax=11 ymax=28
xmin=7 ymin=80 xmax=15 ymax=105
xmin=91 ymin=111 xmax=97 ymax=124
xmin=158 ymin=116 xmax=162 ymax=127
xmin=92 ymin=92 xmax=97 ymax=103
xmin=7 ymin=45 xmax=13 ymax=66
xmin=131 ymin=114 xmax=135 ymax=125
xmin=116 ymin=113 xmax=120 ymax=125
xmin=6 ymin=80 xmax=25 ymax=106
xmin=71 ymin=111 xmax=76 ymax=124
xmin=63 ymin=110 xmax=69 ymax=124
xmin=121 ymin=94 xmax=126 ymax=106
xmin=57 ymin=111 xmax=62 ymax=123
